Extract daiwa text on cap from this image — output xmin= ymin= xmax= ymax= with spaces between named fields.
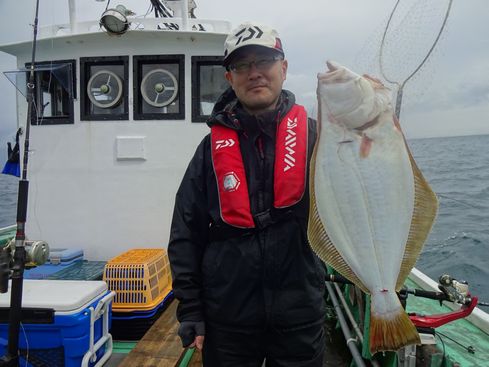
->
xmin=223 ymin=22 xmax=284 ymax=66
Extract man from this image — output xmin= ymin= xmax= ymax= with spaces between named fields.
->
xmin=168 ymin=22 xmax=326 ymax=366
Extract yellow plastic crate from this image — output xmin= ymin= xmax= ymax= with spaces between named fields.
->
xmin=103 ymin=249 xmax=172 ymax=312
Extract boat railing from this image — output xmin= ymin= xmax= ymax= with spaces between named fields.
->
xmin=38 ymin=18 xmax=232 ymax=39
xmin=0 ymin=225 xmax=16 ymax=247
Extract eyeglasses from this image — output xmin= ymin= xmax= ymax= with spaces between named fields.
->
xmin=228 ymin=56 xmax=283 ymax=74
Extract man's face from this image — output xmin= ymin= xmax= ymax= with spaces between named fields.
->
xmin=225 ymin=48 xmax=288 ymax=115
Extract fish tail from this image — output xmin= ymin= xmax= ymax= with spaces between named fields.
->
xmin=369 ymin=309 xmax=420 ymax=354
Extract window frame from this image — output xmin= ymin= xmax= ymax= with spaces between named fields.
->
xmin=191 ymin=56 xmax=226 ymax=123
xmin=26 ymin=59 xmax=76 ymax=126
xmin=133 ymin=54 xmax=185 ymax=121
xmin=80 ymin=56 xmax=129 ymax=121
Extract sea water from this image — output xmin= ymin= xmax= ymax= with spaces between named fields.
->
xmin=0 ymin=134 xmax=488 ymax=302
xmin=408 ymin=134 xmax=489 ymax=302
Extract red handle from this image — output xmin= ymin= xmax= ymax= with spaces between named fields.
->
xmin=409 ymin=296 xmax=478 ymax=328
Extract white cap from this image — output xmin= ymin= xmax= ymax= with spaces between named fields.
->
xmin=223 ymin=22 xmax=284 ymax=67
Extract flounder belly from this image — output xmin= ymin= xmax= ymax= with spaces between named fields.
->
xmin=310 ymin=61 xmax=438 ymax=352
xmin=314 ymin=116 xmax=414 ymax=302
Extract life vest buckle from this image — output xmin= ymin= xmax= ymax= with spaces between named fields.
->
xmin=253 ymin=209 xmax=273 ymax=229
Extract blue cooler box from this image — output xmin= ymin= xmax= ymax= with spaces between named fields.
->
xmin=24 ymin=248 xmax=84 ymax=279
xmin=0 ymin=280 xmax=115 ymax=367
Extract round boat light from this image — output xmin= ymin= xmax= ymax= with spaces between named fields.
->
xmin=100 ymin=5 xmax=131 ymax=35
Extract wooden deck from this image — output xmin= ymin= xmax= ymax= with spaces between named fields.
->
xmin=115 ymin=299 xmax=346 ymax=367
xmin=118 ymin=300 xmax=202 ymax=367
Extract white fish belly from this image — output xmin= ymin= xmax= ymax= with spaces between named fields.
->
xmin=315 ymin=116 xmax=414 ymax=310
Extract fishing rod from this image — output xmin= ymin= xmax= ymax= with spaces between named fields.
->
xmin=325 ymin=273 xmax=487 ymax=308
xmin=325 ymin=272 xmax=482 ymax=338
xmin=0 ymin=0 xmax=40 ymax=365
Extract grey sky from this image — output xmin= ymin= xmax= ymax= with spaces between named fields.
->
xmin=1 ymin=0 xmax=488 ymax=163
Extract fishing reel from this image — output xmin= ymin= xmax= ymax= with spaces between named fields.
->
xmin=438 ymin=274 xmax=471 ymax=305
xmin=407 ymin=274 xmax=477 ymax=331
xmin=0 ymin=238 xmax=49 ymax=293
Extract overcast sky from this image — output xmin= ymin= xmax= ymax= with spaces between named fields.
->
xmin=1 ymin=0 xmax=488 ymax=161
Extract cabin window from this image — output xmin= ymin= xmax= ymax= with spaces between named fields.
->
xmin=80 ymin=56 xmax=129 ymax=121
xmin=25 ymin=60 xmax=76 ymax=125
xmin=133 ymin=55 xmax=184 ymax=120
xmin=191 ymin=56 xmax=227 ymax=122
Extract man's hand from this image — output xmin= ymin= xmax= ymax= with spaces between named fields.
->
xmin=178 ymin=321 xmax=205 ymax=350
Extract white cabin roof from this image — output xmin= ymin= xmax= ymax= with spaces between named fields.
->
xmin=0 ymin=17 xmax=231 ymax=57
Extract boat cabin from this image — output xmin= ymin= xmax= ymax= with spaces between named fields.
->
xmin=0 ymin=1 xmax=232 ymax=260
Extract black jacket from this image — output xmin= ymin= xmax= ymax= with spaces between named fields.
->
xmin=168 ymin=88 xmax=325 ymax=331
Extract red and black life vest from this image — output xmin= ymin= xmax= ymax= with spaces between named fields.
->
xmin=211 ymin=104 xmax=308 ymax=228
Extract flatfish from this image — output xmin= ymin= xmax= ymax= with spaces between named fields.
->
xmin=308 ymin=61 xmax=438 ymax=353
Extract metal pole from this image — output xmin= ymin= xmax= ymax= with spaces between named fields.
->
xmin=333 ymin=283 xmax=364 ymax=344
xmin=68 ymin=0 xmax=77 ymax=33
xmin=394 ymin=85 xmax=404 ymax=120
xmin=181 ymin=0 xmax=189 ymax=31
xmin=325 ymin=282 xmax=367 ymax=367
xmin=0 ymin=0 xmax=40 ymax=365
xmin=332 ymin=284 xmax=382 ymax=367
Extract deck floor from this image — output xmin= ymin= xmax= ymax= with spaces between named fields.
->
xmin=107 ymin=299 xmax=349 ymax=367
xmin=114 ymin=300 xmax=201 ymax=366
xmin=6 ymin=314 xmax=348 ymax=367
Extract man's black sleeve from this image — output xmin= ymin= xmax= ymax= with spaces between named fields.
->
xmin=308 ymin=117 xmax=318 ymax=154
xmin=168 ymin=136 xmax=211 ymax=323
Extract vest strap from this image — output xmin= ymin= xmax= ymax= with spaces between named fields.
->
xmin=274 ymin=104 xmax=308 ymax=208
xmin=209 ymin=209 xmax=295 ymax=241
xmin=211 ymin=125 xmax=254 ymax=228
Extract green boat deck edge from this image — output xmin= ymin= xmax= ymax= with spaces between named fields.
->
xmin=0 ymin=225 xmax=15 ymax=246
xmin=405 ymin=270 xmax=489 ymax=367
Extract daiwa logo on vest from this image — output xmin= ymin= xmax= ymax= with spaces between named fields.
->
xmin=284 ymin=117 xmax=297 ymax=172
xmin=223 ymin=172 xmax=240 ymax=192
xmin=215 ymin=139 xmax=235 ymax=150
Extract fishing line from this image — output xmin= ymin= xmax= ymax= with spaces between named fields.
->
xmin=29 ymin=0 xmax=57 ymax=238
xmin=28 ymin=85 xmax=43 ymax=240
xmin=130 ymin=2 xmax=154 ymax=30
xmin=435 ymin=332 xmax=446 ymax=364
xmin=20 ymin=322 xmax=28 ymax=367
xmin=34 ymin=0 xmax=56 ymax=127
xmin=436 ymin=193 xmax=479 ymax=210
xmin=36 ymin=64 xmax=54 ymax=127
xmin=436 ymin=330 xmax=475 ymax=354
xmin=31 ymin=172 xmax=43 ymax=240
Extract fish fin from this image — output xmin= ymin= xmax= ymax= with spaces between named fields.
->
xmin=395 ymin=130 xmax=439 ymax=290
xmin=308 ymin=136 xmax=369 ymax=294
xmin=369 ymin=308 xmax=420 ymax=353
